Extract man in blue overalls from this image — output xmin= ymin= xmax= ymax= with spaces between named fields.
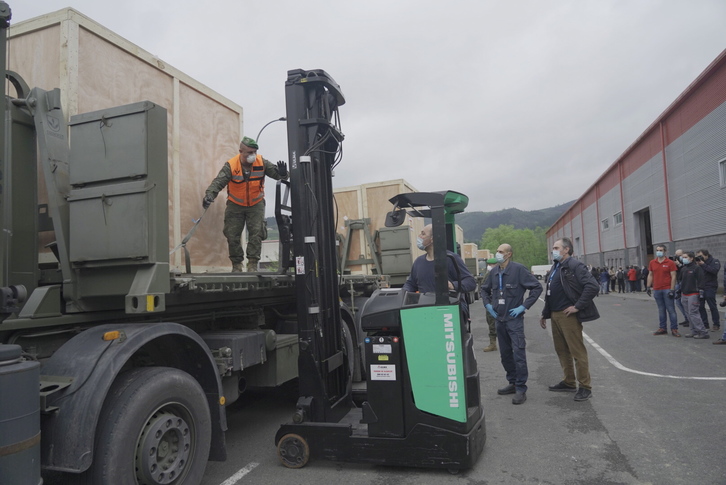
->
xmin=481 ymin=243 xmax=542 ymax=405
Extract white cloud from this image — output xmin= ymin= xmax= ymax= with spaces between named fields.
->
xmin=12 ymin=0 xmax=726 ymax=212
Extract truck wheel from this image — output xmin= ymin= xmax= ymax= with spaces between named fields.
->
xmin=277 ymin=433 xmax=309 ymax=468
xmin=87 ymin=367 xmax=212 ymax=485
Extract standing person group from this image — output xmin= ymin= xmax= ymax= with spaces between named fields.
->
xmin=646 ymin=247 xmax=725 ymax=343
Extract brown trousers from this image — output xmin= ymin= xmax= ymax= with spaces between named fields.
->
xmin=550 ymin=310 xmax=591 ymax=390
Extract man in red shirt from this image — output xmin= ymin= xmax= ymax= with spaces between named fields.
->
xmin=646 ymin=244 xmax=679 ymax=337
xmin=627 ymin=266 xmax=638 ymax=293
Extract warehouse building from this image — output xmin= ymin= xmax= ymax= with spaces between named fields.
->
xmin=547 ymin=48 xmax=726 ymax=290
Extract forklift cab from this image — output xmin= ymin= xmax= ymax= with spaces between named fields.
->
xmin=356 ymin=191 xmax=484 ymax=442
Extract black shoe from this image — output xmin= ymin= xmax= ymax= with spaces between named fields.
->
xmin=512 ymin=391 xmax=527 ymax=405
xmin=682 ymin=322 xmax=690 ymax=327
xmin=497 ymin=383 xmax=516 ymax=395
xmin=549 ymin=381 xmax=577 ymax=392
xmin=693 ymin=334 xmax=710 ymax=339
xmin=574 ymin=388 xmax=592 ymax=401
xmin=678 ymin=321 xmax=688 ymax=326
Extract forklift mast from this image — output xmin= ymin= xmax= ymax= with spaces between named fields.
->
xmin=284 ymin=69 xmax=350 ymax=423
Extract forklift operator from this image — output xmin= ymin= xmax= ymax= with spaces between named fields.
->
xmin=402 ymin=224 xmax=477 ymax=313
xmin=202 ymin=136 xmax=289 ymax=272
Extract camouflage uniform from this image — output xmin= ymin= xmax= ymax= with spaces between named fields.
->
xmin=480 ymin=261 xmax=498 ymax=351
xmin=205 ymin=158 xmax=286 ymax=266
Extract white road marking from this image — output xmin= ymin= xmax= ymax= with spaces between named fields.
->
xmin=535 ymin=297 xmax=726 ymax=380
xmin=582 ymin=332 xmax=726 ymax=380
xmin=219 ymin=462 xmax=260 ymax=485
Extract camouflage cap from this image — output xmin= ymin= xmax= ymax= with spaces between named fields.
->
xmin=241 ymin=136 xmax=259 ymax=149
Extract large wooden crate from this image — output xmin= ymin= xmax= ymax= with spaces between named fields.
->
xmin=462 ymin=242 xmax=478 ymax=259
xmin=9 ymin=8 xmax=244 ymax=273
xmin=334 ymin=179 xmax=425 ymax=275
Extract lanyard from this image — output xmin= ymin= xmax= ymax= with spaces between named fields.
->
xmin=548 ymin=263 xmax=559 ymax=284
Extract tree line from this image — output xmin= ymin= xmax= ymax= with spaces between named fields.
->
xmin=479 ymin=224 xmax=549 ymax=269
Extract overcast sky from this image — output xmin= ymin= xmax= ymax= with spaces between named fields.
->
xmin=12 ymin=1 xmax=726 ymax=212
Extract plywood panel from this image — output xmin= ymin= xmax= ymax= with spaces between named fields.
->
xmin=334 ymin=188 xmax=364 ymax=273
xmin=10 ymin=12 xmax=244 ymax=273
xmin=7 ymin=25 xmax=61 ymax=92
xmin=177 ymin=83 xmax=242 ymax=271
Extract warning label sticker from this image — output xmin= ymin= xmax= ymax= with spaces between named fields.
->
xmin=370 ymin=364 xmax=396 ymax=381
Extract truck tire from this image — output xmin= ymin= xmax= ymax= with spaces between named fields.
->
xmin=85 ymin=367 xmax=212 ymax=485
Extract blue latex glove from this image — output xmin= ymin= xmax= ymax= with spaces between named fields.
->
xmin=485 ymin=304 xmax=498 ymax=318
xmin=509 ymin=305 xmax=526 ymax=318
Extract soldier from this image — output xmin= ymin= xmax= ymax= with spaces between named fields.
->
xmin=480 ymin=258 xmax=499 ymax=352
xmin=203 ymin=137 xmax=288 ymax=272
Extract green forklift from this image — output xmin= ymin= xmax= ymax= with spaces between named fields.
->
xmin=276 ymin=182 xmax=486 ymax=471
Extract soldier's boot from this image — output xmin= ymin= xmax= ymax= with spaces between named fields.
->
xmin=247 ymin=259 xmax=259 ymax=273
xmin=232 ymin=263 xmax=244 ymax=273
xmin=483 ymin=336 xmax=497 ymax=352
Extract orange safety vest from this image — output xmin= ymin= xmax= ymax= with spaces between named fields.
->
xmin=227 ymin=154 xmax=265 ymax=206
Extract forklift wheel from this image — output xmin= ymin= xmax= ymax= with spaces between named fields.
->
xmin=277 ymin=433 xmax=310 ymax=468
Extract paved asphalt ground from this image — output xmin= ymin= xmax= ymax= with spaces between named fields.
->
xmin=199 ymin=289 xmax=726 ymax=485
xmin=41 ymin=289 xmax=726 ymax=484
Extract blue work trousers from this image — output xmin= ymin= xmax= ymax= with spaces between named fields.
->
xmin=496 ymin=317 xmax=528 ymax=393
xmin=654 ymin=289 xmax=678 ymax=330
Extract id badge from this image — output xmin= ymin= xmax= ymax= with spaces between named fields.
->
xmin=547 ymin=289 xmax=551 ymax=296
xmin=498 ymin=298 xmax=505 ymax=305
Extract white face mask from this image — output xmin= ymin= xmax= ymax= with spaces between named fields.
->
xmin=655 ymin=251 xmax=664 ymax=258
xmin=495 ymin=252 xmax=506 ymax=264
xmin=552 ymin=250 xmax=562 ymax=261
xmin=246 ymin=154 xmax=256 ymax=163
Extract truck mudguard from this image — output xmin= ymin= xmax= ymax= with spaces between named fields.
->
xmin=40 ymin=322 xmax=226 ymax=472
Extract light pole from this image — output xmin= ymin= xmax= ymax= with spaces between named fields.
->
xmin=256 ymin=116 xmax=286 ymax=143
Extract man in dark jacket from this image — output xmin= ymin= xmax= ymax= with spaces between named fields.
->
xmin=695 ymin=249 xmax=721 ymax=332
xmin=679 ymin=252 xmax=708 ymax=339
xmin=540 ymin=237 xmax=599 ymax=402
xmin=481 ymin=243 xmax=542 ymax=405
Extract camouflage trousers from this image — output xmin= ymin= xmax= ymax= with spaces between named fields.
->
xmin=223 ymin=200 xmax=265 ymax=264
xmin=486 ymin=312 xmax=497 ymax=339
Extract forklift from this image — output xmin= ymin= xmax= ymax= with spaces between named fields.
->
xmin=274 ymin=68 xmax=486 ymax=471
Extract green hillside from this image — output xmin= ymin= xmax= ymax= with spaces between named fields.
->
xmin=264 ymin=200 xmax=574 ymax=243
xmin=457 ymin=201 xmax=575 ymax=243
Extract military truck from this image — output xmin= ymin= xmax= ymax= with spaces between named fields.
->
xmin=0 ymin=5 xmax=364 ymax=483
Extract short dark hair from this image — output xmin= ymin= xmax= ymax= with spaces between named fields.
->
xmin=560 ymin=237 xmax=574 ymax=255
xmin=655 ymin=244 xmax=666 ymax=252
xmin=697 ymin=249 xmax=710 ymax=257
xmin=686 ymin=251 xmax=695 ymax=259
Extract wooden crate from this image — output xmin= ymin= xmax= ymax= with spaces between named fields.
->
xmin=462 ymin=242 xmax=478 ymax=259
xmin=9 ymin=8 xmax=244 ymax=273
xmin=334 ymin=179 xmax=424 ymax=274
